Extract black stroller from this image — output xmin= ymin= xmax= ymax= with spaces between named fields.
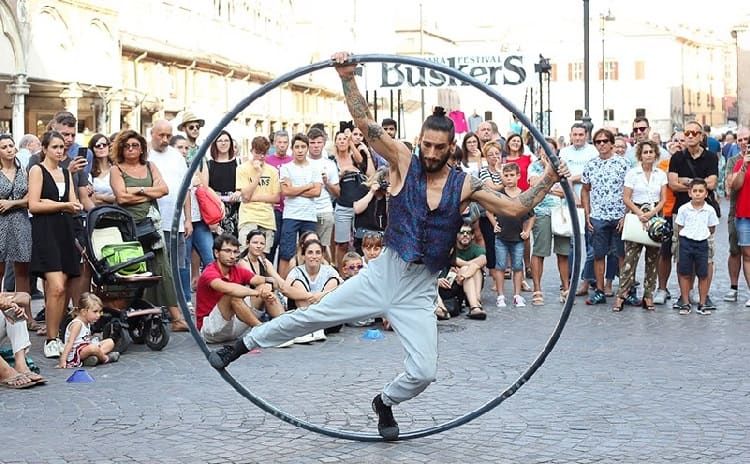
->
xmin=76 ymin=205 xmax=170 ymax=351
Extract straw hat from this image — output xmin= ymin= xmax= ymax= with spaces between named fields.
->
xmin=178 ymin=111 xmax=205 ymax=131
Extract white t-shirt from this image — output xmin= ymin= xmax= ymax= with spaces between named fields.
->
xmin=280 ymin=160 xmax=321 ymax=222
xmin=624 ymin=165 xmax=668 ymax=205
xmin=560 ymin=143 xmax=598 ymax=196
xmin=148 ymin=146 xmax=188 ymax=232
xmin=307 ymin=156 xmax=339 ymax=214
xmin=287 ymin=264 xmax=340 ymax=293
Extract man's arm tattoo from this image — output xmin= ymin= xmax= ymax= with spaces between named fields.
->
xmin=470 ymin=175 xmax=484 ymax=193
xmin=341 ymin=77 xmax=370 ymax=121
xmin=519 ymin=174 xmax=555 ymax=209
xmin=367 ymin=123 xmax=384 ymax=141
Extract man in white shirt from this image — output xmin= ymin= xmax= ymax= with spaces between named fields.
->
xmin=307 ymin=128 xmax=340 ymax=263
xmin=149 ymin=119 xmax=192 ymax=301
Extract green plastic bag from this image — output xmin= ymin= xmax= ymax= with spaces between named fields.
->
xmin=101 ymin=241 xmax=147 ymax=275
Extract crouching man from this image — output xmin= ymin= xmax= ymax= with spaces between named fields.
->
xmin=196 ymin=234 xmax=281 ymax=343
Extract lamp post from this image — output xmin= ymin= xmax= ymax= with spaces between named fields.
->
xmin=535 ymin=55 xmax=552 ymax=135
xmin=581 ymin=0 xmax=593 ymax=140
xmin=600 ymin=9 xmax=615 ymax=126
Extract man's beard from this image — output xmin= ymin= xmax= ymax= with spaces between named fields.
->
xmin=419 ymin=150 xmax=450 ymax=173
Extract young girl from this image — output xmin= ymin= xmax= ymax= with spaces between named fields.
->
xmin=360 ymin=231 xmax=384 ymax=264
xmin=58 ymin=293 xmax=120 ymax=368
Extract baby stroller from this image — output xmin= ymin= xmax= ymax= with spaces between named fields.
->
xmin=75 ymin=205 xmax=170 ymax=352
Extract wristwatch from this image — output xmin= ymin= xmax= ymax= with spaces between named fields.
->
xmin=139 ymin=187 xmax=146 ymax=195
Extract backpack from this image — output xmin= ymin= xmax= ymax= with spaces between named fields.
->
xmin=195 ymin=185 xmax=226 ymax=225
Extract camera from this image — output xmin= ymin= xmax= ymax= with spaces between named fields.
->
xmin=378 ymin=179 xmax=390 ymax=191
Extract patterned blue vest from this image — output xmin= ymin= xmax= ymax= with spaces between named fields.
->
xmin=385 ymin=157 xmax=466 ymax=273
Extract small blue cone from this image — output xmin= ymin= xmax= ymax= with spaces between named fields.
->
xmin=361 ymin=328 xmax=385 ymax=341
xmin=66 ymin=369 xmax=95 ymax=383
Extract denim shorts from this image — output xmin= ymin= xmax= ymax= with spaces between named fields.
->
xmin=280 ymin=218 xmax=317 ymax=260
xmin=590 ymin=217 xmax=625 ymax=259
xmin=735 ymin=217 xmax=750 ymax=247
xmin=495 ymin=239 xmax=524 ymax=271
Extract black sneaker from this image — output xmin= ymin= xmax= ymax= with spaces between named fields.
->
xmin=695 ymin=304 xmax=711 ymax=315
xmin=208 ymin=340 xmax=248 ymax=370
xmin=585 ymin=289 xmax=606 ymax=305
xmin=372 ymin=394 xmax=399 ymax=441
xmin=624 ymin=294 xmax=641 ymax=306
xmin=702 ymin=295 xmax=716 ymax=311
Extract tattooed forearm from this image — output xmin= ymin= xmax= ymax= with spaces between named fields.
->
xmin=367 ymin=123 xmax=384 ymax=141
xmin=341 ymin=77 xmax=371 ymax=122
xmin=470 ymin=175 xmax=484 ymax=193
xmin=519 ymin=174 xmax=555 ymax=209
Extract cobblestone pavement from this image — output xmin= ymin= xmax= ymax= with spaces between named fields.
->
xmin=2 ymin=213 xmax=749 ymax=463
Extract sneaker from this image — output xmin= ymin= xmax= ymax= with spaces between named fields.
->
xmin=83 ymin=356 xmax=99 ymax=367
xmin=275 ymin=339 xmax=295 ymax=348
xmin=208 ymin=340 xmax=248 ymax=370
xmin=348 ymin=318 xmax=376 ymax=327
xmin=702 ymin=295 xmax=716 ymax=311
xmin=689 ymin=289 xmax=699 ymax=304
xmin=724 ymin=289 xmax=738 ymax=302
xmin=496 ymin=295 xmax=506 ymax=308
xmin=585 ymin=290 xmax=607 ymax=305
xmin=673 ymin=298 xmax=684 ymax=310
xmin=624 ymin=294 xmax=641 ymax=306
xmin=678 ymin=303 xmax=691 ymax=315
xmin=520 ymin=280 xmax=532 ymax=292
xmin=311 ymin=329 xmax=327 ymax=342
xmin=371 ymin=394 xmax=399 ymax=441
xmin=653 ymin=289 xmax=668 ymax=305
xmin=745 ymin=297 xmax=750 ymax=307
xmin=513 ymin=294 xmax=526 ymax=308
xmin=106 ymin=351 xmax=120 ymax=363
xmin=43 ymin=338 xmax=62 ymax=359
xmin=293 ymin=333 xmax=316 ymax=344
xmin=695 ymin=305 xmax=711 ymax=315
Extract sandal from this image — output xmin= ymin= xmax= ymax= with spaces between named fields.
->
xmin=467 ymin=306 xmax=487 ymax=320
xmin=559 ymin=289 xmax=569 ymax=303
xmin=170 ymin=318 xmax=189 ymax=332
xmin=532 ymin=291 xmax=544 ymax=306
xmin=612 ymin=296 xmax=625 ymax=312
xmin=20 ymin=371 xmax=47 ymax=385
xmin=641 ymin=298 xmax=656 ymax=311
xmin=26 ymin=320 xmax=42 ymax=332
xmin=35 ymin=325 xmax=47 ymax=337
xmin=521 ymin=281 xmax=532 ymax=292
xmin=435 ymin=305 xmax=451 ymax=321
xmin=0 ymin=373 xmax=36 ymax=389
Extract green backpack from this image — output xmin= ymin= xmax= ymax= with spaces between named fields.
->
xmin=101 ymin=242 xmax=148 ymax=275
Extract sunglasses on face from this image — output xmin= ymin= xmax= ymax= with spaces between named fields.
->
xmin=186 ymin=124 xmax=200 ymax=131
xmin=593 ymin=139 xmax=611 ymax=145
xmin=123 ymin=143 xmax=141 ymax=150
xmin=458 ymin=230 xmax=472 ymax=236
xmin=94 ymin=142 xmax=109 ymax=149
xmin=346 ymin=264 xmax=364 ymax=271
xmin=684 ymin=130 xmax=702 ymax=137
xmin=633 ymin=126 xmax=649 ymax=133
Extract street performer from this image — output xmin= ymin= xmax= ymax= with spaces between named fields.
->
xmin=210 ymin=52 xmax=570 ymax=440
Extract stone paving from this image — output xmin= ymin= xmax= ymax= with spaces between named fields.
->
xmin=2 ymin=212 xmax=750 ymax=463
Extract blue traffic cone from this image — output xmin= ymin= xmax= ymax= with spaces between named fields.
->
xmin=361 ymin=328 xmax=385 ymax=340
xmin=66 ymin=369 xmax=95 ymax=383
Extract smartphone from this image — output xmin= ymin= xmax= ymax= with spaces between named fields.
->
xmin=3 ymin=307 xmax=22 ymax=322
xmin=445 ymin=271 xmax=457 ymax=286
xmin=77 ymin=147 xmax=88 ymax=160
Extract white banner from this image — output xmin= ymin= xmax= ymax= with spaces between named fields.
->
xmin=365 ymin=55 xmax=534 ymax=89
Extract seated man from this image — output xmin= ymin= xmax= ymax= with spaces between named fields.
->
xmin=196 ymin=234 xmax=278 ymax=344
xmin=0 ymin=292 xmax=46 ymax=385
xmin=437 ymin=224 xmax=487 ymax=319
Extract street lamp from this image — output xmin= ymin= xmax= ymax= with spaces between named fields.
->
xmin=581 ymin=0 xmax=593 ymax=140
xmin=535 ymin=55 xmax=552 ymax=135
xmin=600 ymin=9 xmax=615 ymax=125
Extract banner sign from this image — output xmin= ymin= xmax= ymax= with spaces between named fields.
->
xmin=371 ymin=55 xmax=533 ymax=89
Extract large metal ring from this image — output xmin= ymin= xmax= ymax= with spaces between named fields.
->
xmin=169 ymin=54 xmax=582 ymax=442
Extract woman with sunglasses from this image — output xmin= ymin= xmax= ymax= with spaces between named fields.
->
xmin=109 ymin=130 xmax=187 ymax=332
xmin=87 ymin=134 xmax=115 ymax=205
xmin=353 ymin=168 xmax=389 ymax=254
xmin=237 ymin=230 xmax=286 ymax=319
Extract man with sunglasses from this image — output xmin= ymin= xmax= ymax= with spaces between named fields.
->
xmin=580 ymin=128 xmax=630 ymax=305
xmin=438 ymin=225 xmax=487 ymax=319
xmin=624 ymin=116 xmax=656 ymax=167
xmin=668 ymin=120 xmax=720 ymax=310
xmin=177 ymin=111 xmax=205 ymax=165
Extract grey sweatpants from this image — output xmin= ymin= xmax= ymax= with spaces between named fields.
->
xmin=242 ymin=247 xmax=439 ymax=405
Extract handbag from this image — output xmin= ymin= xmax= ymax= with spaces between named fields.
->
xmin=195 ymin=185 xmax=225 ymax=226
xmin=136 ymin=203 xmax=164 ymax=249
xmin=621 ymin=213 xmax=660 ymax=247
xmin=551 ymin=204 xmax=585 ymax=237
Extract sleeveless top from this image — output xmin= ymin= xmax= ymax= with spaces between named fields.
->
xmin=118 ymin=164 xmax=154 ymax=221
xmin=385 ymin=156 xmax=466 ymax=272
